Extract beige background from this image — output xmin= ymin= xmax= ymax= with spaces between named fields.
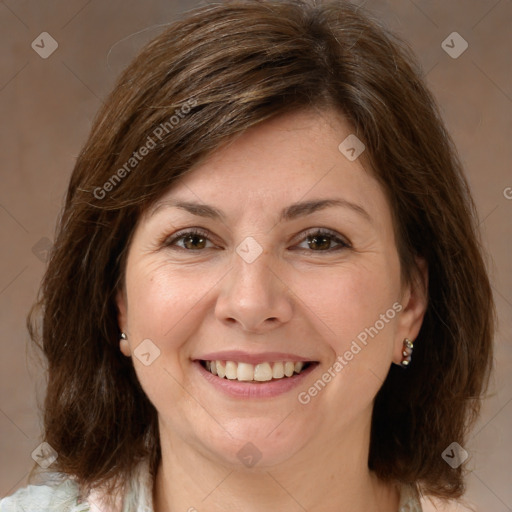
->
xmin=0 ymin=0 xmax=510 ymax=510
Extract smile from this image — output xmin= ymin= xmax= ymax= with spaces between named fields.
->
xmin=193 ymin=358 xmax=320 ymax=398
xmin=200 ymin=360 xmax=314 ymax=382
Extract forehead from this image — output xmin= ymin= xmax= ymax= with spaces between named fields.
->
xmin=144 ymin=109 xmax=390 ymax=228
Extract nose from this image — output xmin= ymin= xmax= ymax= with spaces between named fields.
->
xmin=214 ymin=248 xmax=293 ymax=334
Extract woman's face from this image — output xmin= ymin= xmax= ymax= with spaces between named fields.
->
xmin=117 ymin=109 xmax=426 ymax=469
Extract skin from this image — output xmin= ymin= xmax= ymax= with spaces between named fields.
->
xmin=116 ymin=108 xmax=428 ymax=512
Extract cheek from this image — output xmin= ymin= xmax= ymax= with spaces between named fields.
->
xmin=296 ymin=259 xmax=400 ymax=354
xmin=291 ymin=260 xmax=401 ymax=429
xmin=126 ymin=265 xmax=178 ymax=340
xmin=125 ymin=260 xmax=223 ymax=352
xmin=124 ymin=262 xmax=211 ymax=407
xmin=297 ymin=263 xmax=401 ymax=417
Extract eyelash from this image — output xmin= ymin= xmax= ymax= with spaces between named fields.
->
xmin=163 ymin=227 xmax=352 ymax=253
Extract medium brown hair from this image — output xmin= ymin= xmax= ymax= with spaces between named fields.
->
xmin=27 ymin=0 xmax=495 ymax=503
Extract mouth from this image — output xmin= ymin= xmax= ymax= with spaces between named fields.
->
xmin=198 ymin=359 xmax=317 ymax=383
xmin=192 ymin=351 xmax=320 ymax=398
xmin=194 ymin=359 xmax=319 ymax=399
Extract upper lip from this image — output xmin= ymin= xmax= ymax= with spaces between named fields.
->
xmin=194 ymin=351 xmax=317 ymax=365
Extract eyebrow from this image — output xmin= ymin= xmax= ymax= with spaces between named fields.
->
xmin=149 ymin=198 xmax=372 ymax=223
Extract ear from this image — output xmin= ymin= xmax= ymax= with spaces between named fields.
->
xmin=392 ymin=257 xmax=428 ymax=365
xmin=116 ymin=287 xmax=131 ymax=357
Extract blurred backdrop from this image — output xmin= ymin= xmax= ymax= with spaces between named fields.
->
xmin=0 ymin=0 xmax=510 ymax=510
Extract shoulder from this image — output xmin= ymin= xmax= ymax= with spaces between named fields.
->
xmin=1 ymin=458 xmax=153 ymax=512
xmin=0 ymin=478 xmax=89 ymax=512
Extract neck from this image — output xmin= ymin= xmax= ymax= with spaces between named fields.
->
xmin=153 ymin=413 xmax=400 ymax=512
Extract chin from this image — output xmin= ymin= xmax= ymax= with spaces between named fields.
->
xmin=190 ymin=414 xmax=317 ymax=470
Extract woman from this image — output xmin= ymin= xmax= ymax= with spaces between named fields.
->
xmin=0 ymin=0 xmax=494 ymax=510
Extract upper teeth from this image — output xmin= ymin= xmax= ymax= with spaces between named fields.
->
xmin=204 ymin=360 xmax=306 ymax=381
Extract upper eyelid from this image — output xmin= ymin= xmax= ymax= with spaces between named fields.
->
xmin=166 ymin=227 xmax=215 ymax=243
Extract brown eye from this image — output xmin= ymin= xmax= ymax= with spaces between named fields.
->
xmin=307 ymin=234 xmax=332 ymax=251
xmin=295 ymin=229 xmax=351 ymax=252
xmin=164 ymin=229 xmax=214 ymax=251
xmin=182 ymin=233 xmax=207 ymax=250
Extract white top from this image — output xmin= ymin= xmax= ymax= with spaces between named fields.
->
xmin=0 ymin=458 xmax=423 ymax=511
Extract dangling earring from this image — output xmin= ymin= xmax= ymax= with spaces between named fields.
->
xmin=400 ymin=338 xmax=414 ymax=367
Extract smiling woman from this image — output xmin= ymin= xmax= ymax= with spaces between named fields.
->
xmin=0 ymin=0 xmax=494 ymax=511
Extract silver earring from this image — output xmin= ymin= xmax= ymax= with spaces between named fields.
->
xmin=120 ymin=332 xmax=127 ymax=340
xmin=401 ymin=338 xmax=414 ymax=367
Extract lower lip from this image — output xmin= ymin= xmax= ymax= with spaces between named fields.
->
xmin=194 ymin=360 xmax=319 ymax=399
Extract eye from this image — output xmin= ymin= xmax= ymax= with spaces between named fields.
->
xmin=294 ymin=228 xmax=351 ymax=252
xmin=164 ymin=228 xmax=216 ymax=251
xmin=163 ymin=227 xmax=351 ymax=253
